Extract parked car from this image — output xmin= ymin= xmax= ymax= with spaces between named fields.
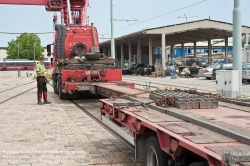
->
xmin=212 ymin=59 xmax=224 ymax=64
xmin=198 ymin=64 xmax=217 ymax=79
xmin=195 ymin=58 xmax=208 ymax=67
xmin=212 ymin=63 xmax=233 ymax=78
xmin=212 ymin=58 xmax=233 ymax=64
xmin=242 ymin=63 xmax=250 ymax=83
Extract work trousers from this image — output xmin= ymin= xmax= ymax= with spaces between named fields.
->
xmin=37 ymin=76 xmax=48 ymax=101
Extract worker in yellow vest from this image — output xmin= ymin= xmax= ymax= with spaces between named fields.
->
xmin=36 ymin=56 xmax=51 ymax=105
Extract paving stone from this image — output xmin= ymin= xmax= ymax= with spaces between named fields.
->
xmin=0 ymin=71 xmax=142 ymax=165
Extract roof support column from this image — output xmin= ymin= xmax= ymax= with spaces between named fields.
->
xmin=245 ymin=33 xmax=249 ymax=45
xmin=128 ymin=43 xmax=132 ymax=68
xmin=115 ymin=45 xmax=117 ymax=59
xmin=108 ymin=46 xmax=111 ymax=57
xmin=181 ymin=43 xmax=184 ymax=58
xmin=208 ymin=39 xmax=212 ymax=65
xmin=162 ymin=33 xmax=166 ymax=76
xmin=149 ymin=36 xmax=153 ymax=65
xmin=121 ymin=44 xmax=124 ymax=69
xmin=194 ymin=42 xmax=197 ymax=58
xmin=137 ymin=40 xmax=141 ymax=64
xmin=171 ymin=44 xmax=174 ymax=64
xmin=171 ymin=44 xmax=174 ymax=57
xmin=225 ymin=37 xmax=229 ymax=63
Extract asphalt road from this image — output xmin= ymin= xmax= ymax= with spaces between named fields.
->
xmin=122 ymin=75 xmax=250 ymax=97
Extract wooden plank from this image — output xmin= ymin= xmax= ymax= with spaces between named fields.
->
xmin=206 ymin=145 xmax=250 ymax=163
xmin=206 ymin=146 xmax=242 ymax=158
xmin=134 ymin=108 xmax=182 ymax=123
xmin=177 ymin=123 xmax=235 ymax=143
xmin=239 ymin=162 xmax=250 ymax=166
xmin=184 ymin=135 xmax=215 ymax=144
xmin=96 ymin=84 xmax=144 ymax=95
xmin=148 ymin=104 xmax=250 ymax=145
xmin=159 ymin=123 xmax=192 ymax=134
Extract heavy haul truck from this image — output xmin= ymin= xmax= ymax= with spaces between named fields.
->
xmin=0 ymin=0 xmax=123 ymax=100
xmin=1 ymin=1 xmax=250 ymax=166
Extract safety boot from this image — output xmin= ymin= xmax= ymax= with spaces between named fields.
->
xmin=43 ymin=100 xmax=51 ymax=104
xmin=37 ymin=101 xmax=43 ymax=105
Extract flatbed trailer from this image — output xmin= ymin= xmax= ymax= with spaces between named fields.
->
xmin=97 ymin=84 xmax=250 ymax=166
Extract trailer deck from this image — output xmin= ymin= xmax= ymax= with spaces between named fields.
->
xmin=97 ymin=84 xmax=250 ymax=166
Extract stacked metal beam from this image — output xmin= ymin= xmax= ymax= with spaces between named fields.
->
xmin=150 ymin=90 xmax=218 ymax=109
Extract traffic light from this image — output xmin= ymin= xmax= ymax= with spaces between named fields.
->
xmin=18 ymin=69 xmax=21 ymax=77
xmin=47 ymin=44 xmax=51 ymax=57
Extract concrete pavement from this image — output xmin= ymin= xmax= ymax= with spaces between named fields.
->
xmin=0 ymin=71 xmax=142 ymax=166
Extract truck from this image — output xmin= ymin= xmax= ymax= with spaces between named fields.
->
xmin=98 ymin=84 xmax=250 ymax=166
xmin=0 ymin=0 xmax=123 ymax=100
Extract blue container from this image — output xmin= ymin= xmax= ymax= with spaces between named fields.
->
xmin=122 ymin=69 xmax=128 ymax=75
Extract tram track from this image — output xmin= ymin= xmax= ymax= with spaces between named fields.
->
xmin=0 ymin=80 xmax=35 ymax=94
xmin=0 ymin=86 xmax=36 ymax=105
xmin=71 ymin=100 xmax=135 ymax=152
xmin=46 ymin=82 xmax=135 ymax=151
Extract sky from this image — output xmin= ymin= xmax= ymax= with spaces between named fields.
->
xmin=0 ymin=0 xmax=250 ymax=47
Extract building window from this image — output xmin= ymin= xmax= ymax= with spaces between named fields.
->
xmin=218 ymin=49 xmax=222 ymax=53
xmin=205 ymin=49 xmax=208 ymax=53
xmin=214 ymin=49 xmax=218 ymax=53
xmin=196 ymin=49 xmax=200 ymax=54
xmin=188 ymin=49 xmax=191 ymax=54
xmin=201 ymin=49 xmax=204 ymax=53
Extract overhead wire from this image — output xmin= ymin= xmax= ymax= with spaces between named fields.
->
xmin=115 ymin=0 xmax=206 ymax=34
xmin=0 ymin=32 xmax=54 ymax=34
xmin=113 ymin=4 xmax=137 ymax=20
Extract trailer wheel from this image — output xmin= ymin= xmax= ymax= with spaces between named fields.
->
xmin=85 ymin=53 xmax=101 ymax=60
xmin=189 ymin=161 xmax=209 ymax=166
xmin=72 ymin=42 xmax=87 ymax=57
xmin=53 ymin=76 xmax=58 ymax=94
xmin=57 ymin=75 xmax=75 ymax=100
xmin=144 ymin=136 xmax=167 ymax=166
xmin=58 ymin=75 xmax=68 ymax=100
xmin=2 ymin=68 xmax=6 ymax=71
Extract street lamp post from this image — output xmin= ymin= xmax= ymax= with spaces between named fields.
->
xmin=233 ymin=0 xmax=242 ymax=95
xmin=110 ymin=0 xmax=115 ymax=60
xmin=34 ymin=42 xmax=36 ymax=69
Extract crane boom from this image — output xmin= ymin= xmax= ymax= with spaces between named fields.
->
xmin=0 ymin=0 xmax=48 ymax=5
xmin=0 ymin=0 xmax=89 ymax=25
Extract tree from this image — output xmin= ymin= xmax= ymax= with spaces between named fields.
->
xmin=242 ymin=35 xmax=250 ymax=47
xmin=6 ymin=33 xmax=44 ymax=60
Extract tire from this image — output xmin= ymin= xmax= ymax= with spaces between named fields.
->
xmin=72 ymin=42 xmax=87 ymax=57
xmin=144 ymin=136 xmax=167 ymax=166
xmin=53 ymin=76 xmax=58 ymax=94
xmin=58 ymin=75 xmax=67 ymax=100
xmin=2 ymin=68 xmax=6 ymax=71
xmin=206 ymin=77 xmax=211 ymax=80
xmin=24 ymin=67 xmax=28 ymax=70
xmin=57 ymin=75 xmax=74 ymax=100
xmin=69 ymin=52 xmax=75 ymax=59
xmin=85 ymin=53 xmax=101 ymax=60
xmin=189 ymin=161 xmax=209 ymax=166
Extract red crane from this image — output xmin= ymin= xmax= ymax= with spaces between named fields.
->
xmin=0 ymin=0 xmax=121 ymax=100
xmin=0 ymin=0 xmax=89 ymax=25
